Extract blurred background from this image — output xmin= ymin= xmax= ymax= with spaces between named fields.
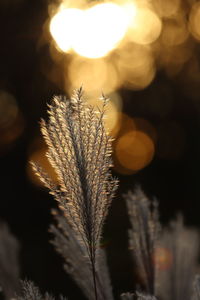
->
xmin=1 ymin=0 xmax=200 ymax=298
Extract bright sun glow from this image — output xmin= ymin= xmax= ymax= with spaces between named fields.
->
xmin=73 ymin=3 xmax=130 ymax=58
xmin=50 ymin=2 xmax=136 ymax=58
xmin=50 ymin=8 xmax=83 ymax=52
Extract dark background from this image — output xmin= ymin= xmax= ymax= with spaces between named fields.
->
xmin=0 ymin=0 xmax=200 ymax=299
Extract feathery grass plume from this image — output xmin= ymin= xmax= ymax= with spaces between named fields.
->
xmin=0 ymin=222 xmax=20 ymax=299
xmin=124 ymin=187 xmax=160 ymax=295
xmin=32 ymin=88 xmax=118 ymax=300
xmin=50 ymin=210 xmax=114 ymax=300
xmin=192 ymin=275 xmax=200 ymax=300
xmin=155 ymin=215 xmax=199 ymax=300
xmin=16 ymin=280 xmax=67 ymax=300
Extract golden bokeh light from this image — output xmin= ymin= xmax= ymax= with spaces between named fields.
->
xmin=48 ymin=0 xmax=200 ymax=95
xmin=161 ymin=18 xmax=189 ymax=47
xmin=153 ymin=0 xmax=181 ymax=18
xmin=73 ymin=2 xmax=130 ymax=58
xmin=113 ymin=114 xmax=157 ymax=140
xmin=27 ymin=139 xmax=58 ymax=187
xmin=50 ymin=2 xmax=132 ymax=58
xmin=127 ymin=6 xmax=162 ymax=45
xmin=113 ymin=156 xmax=136 ymax=175
xmin=189 ymin=2 xmax=200 ymax=41
xmin=116 ymin=43 xmax=156 ymax=90
xmin=119 ymin=0 xmax=137 ymax=21
xmin=48 ymin=0 xmax=166 ymax=91
xmin=113 ymin=114 xmax=156 ymax=174
xmin=50 ymin=8 xmax=83 ymax=52
xmin=67 ymin=56 xmax=120 ymax=95
xmin=115 ymin=130 xmax=155 ymax=172
xmin=113 ymin=114 xmax=136 ymax=173
xmin=158 ymin=41 xmax=193 ymax=77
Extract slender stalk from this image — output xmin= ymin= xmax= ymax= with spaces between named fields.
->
xmin=91 ymin=253 xmax=98 ymax=300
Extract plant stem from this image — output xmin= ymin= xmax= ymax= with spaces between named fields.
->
xmin=91 ymin=252 xmax=98 ymax=300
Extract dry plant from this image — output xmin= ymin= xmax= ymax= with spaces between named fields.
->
xmin=0 ymin=89 xmax=199 ymax=300
xmin=31 ymin=88 xmax=118 ymax=300
xmin=124 ymin=187 xmax=160 ymax=295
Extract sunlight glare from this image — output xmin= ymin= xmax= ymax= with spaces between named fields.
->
xmin=73 ymin=3 xmax=130 ymax=58
xmin=50 ymin=2 xmax=132 ymax=58
xmin=50 ymin=8 xmax=83 ymax=52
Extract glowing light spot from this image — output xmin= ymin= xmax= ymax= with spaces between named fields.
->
xmin=189 ymin=2 xmax=200 ymax=41
xmin=50 ymin=8 xmax=83 ymax=52
xmin=50 ymin=2 xmax=131 ymax=58
xmin=154 ymin=0 xmax=181 ymax=18
xmin=73 ymin=2 xmax=130 ymax=58
xmin=115 ymin=130 xmax=155 ymax=172
xmin=67 ymin=57 xmax=120 ymax=95
xmin=117 ymin=43 xmax=156 ymax=90
xmin=153 ymin=247 xmax=173 ymax=270
xmin=128 ymin=7 xmax=162 ymax=45
xmin=120 ymin=0 xmax=137 ymax=22
xmin=113 ymin=115 xmax=156 ymax=174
